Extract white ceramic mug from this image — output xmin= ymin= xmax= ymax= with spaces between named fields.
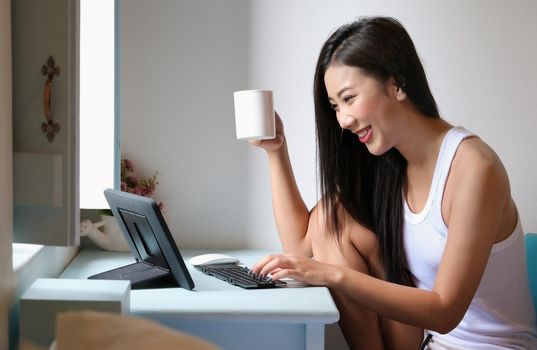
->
xmin=233 ymin=89 xmax=275 ymax=140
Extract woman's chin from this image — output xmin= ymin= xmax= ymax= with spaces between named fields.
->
xmin=365 ymin=143 xmax=390 ymax=156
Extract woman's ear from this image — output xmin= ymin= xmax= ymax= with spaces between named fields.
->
xmin=395 ymin=86 xmax=407 ymax=101
xmin=386 ymin=77 xmax=406 ymax=101
xmin=387 ymin=77 xmax=407 ymax=101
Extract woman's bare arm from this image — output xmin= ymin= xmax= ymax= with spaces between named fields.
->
xmin=250 ymin=113 xmax=312 ymax=256
xmin=254 ymin=141 xmax=512 ymax=333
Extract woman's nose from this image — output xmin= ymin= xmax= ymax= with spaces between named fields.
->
xmin=337 ymin=113 xmax=355 ymax=130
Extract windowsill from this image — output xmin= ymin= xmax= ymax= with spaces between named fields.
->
xmin=12 ymin=243 xmax=44 ymax=272
xmin=12 ymin=243 xmax=79 ymax=297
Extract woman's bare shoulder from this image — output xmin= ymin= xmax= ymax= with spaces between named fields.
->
xmin=450 ymin=135 xmax=510 ymax=192
xmin=455 ymin=136 xmax=505 ymax=169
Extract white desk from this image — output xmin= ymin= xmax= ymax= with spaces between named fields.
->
xmin=59 ymin=248 xmax=340 ymax=350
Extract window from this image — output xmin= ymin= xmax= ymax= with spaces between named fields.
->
xmin=80 ymin=0 xmax=116 ymax=209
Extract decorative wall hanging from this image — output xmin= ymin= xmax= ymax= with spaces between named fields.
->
xmin=41 ymin=56 xmax=60 ymax=142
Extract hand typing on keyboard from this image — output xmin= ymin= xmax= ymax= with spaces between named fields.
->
xmin=195 ymin=264 xmax=287 ymax=289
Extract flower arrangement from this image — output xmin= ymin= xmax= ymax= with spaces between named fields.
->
xmin=101 ymin=157 xmax=163 ymax=215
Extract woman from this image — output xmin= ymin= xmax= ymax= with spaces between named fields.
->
xmin=250 ymin=16 xmax=537 ymax=349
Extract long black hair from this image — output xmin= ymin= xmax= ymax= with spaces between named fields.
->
xmin=313 ymin=16 xmax=440 ymax=286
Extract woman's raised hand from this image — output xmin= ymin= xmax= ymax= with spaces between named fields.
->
xmin=248 ymin=112 xmax=285 ymax=152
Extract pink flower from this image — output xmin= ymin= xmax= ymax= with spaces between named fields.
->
xmin=120 ymin=157 xmax=164 ymax=210
xmin=122 ymin=158 xmax=134 ymax=173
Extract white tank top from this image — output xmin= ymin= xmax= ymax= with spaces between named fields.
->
xmin=403 ymin=126 xmax=537 ymax=349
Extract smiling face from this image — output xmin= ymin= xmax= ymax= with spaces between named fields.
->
xmin=324 ymin=64 xmax=406 ymax=156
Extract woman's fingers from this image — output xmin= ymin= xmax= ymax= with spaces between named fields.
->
xmin=252 ymin=254 xmax=279 ymax=273
xmin=269 ymin=267 xmax=283 ymax=275
xmin=253 ymin=253 xmax=336 ymax=286
xmin=252 ymin=254 xmax=289 ymax=274
xmin=251 ymin=254 xmax=279 ymax=274
xmin=270 ymin=268 xmax=294 ymax=281
xmin=253 ymin=254 xmax=309 ymax=279
xmin=274 ymin=111 xmax=283 ymax=132
xmin=259 ymin=255 xmax=292 ymax=276
xmin=248 ymin=139 xmax=262 ymax=146
xmin=246 ymin=111 xmax=285 ymax=152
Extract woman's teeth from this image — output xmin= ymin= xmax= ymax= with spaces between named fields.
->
xmin=358 ymin=127 xmax=370 ymax=138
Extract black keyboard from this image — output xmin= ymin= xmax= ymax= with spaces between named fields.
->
xmin=195 ymin=264 xmax=287 ymax=289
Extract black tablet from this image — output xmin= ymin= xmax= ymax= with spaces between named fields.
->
xmin=88 ymin=189 xmax=195 ymax=290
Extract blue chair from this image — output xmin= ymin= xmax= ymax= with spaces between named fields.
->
xmin=525 ymin=233 xmax=537 ymax=315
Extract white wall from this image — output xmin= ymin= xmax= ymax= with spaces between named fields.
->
xmin=0 ymin=0 xmax=13 ymax=348
xmin=122 ymin=0 xmax=537 ymax=250
xmin=121 ymin=0 xmax=252 ymax=248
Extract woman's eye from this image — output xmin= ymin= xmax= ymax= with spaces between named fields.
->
xmin=343 ymin=95 xmax=355 ymax=103
xmin=329 ymin=103 xmax=338 ymax=110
